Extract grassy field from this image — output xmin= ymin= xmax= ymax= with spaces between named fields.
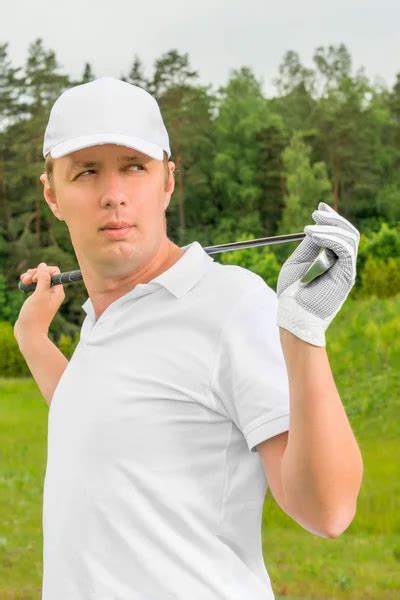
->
xmin=0 ymin=295 xmax=399 ymax=599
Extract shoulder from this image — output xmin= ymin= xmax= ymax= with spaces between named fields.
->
xmin=202 ymin=262 xmax=277 ymax=330
xmin=207 ymin=261 xmax=275 ymax=301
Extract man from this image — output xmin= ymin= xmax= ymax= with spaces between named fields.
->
xmin=14 ymin=77 xmax=363 ymax=599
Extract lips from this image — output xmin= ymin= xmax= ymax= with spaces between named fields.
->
xmin=100 ymin=221 xmax=133 ymax=230
xmin=100 ymin=226 xmax=134 ymax=240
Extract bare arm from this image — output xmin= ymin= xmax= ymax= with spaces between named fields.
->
xmin=279 ymin=328 xmax=364 ymax=538
xmin=15 ymin=333 xmax=69 ymax=407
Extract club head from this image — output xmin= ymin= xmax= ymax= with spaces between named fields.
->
xmin=299 ymin=248 xmax=337 ymax=286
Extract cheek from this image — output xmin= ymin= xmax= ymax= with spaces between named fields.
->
xmin=62 ymin=204 xmax=93 ymax=243
xmin=137 ymin=191 xmax=165 ymax=222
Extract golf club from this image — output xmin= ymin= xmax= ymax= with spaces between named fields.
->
xmin=17 ymin=232 xmax=336 ymax=293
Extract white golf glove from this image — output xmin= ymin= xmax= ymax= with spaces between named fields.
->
xmin=276 ymin=202 xmax=360 ymax=347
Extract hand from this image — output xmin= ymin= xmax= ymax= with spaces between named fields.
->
xmin=276 ymin=202 xmax=360 ymax=347
xmin=14 ymin=263 xmax=65 ymax=343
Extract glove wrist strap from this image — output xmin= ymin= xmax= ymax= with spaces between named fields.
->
xmin=277 ymin=296 xmax=327 ymax=347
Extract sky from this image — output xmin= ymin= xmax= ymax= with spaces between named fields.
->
xmin=2 ymin=0 xmax=399 ymax=97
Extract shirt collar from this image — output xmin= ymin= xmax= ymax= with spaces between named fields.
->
xmin=150 ymin=240 xmax=214 ymax=298
xmin=81 ymin=241 xmax=215 ymax=316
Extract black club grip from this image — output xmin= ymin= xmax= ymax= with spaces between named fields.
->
xmin=18 ymin=270 xmax=83 ymax=293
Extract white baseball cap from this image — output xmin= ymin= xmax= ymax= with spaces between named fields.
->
xmin=43 ymin=76 xmax=171 ymax=161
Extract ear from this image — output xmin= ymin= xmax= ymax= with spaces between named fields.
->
xmin=40 ymin=173 xmax=64 ymax=221
xmin=163 ymin=163 xmax=175 ymax=211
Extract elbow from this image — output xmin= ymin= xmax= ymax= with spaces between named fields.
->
xmin=323 ymin=505 xmax=357 ymax=539
xmin=323 ymin=463 xmax=364 ymax=539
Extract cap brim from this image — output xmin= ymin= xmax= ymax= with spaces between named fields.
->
xmin=48 ymin=133 xmax=166 ymax=160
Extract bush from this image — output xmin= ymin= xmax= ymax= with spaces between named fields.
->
xmin=0 ymin=321 xmax=30 ymax=377
xmin=0 ymin=321 xmax=79 ymax=378
xmin=58 ymin=332 xmax=80 ymax=359
xmin=360 ymin=256 xmax=400 ymax=298
xmin=356 ymin=222 xmax=400 ymax=289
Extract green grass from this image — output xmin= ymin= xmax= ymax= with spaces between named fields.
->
xmin=1 ymin=295 xmax=399 ymax=599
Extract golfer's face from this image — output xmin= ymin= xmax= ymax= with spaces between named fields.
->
xmin=49 ymin=144 xmax=173 ymax=277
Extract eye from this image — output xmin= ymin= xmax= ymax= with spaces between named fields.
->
xmin=76 ymin=170 xmax=95 ymax=178
xmin=128 ymin=164 xmax=145 ymax=172
xmin=75 ymin=164 xmax=145 ymax=179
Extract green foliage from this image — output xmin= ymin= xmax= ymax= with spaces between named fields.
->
xmin=360 ymin=256 xmax=400 ymax=298
xmin=0 ymin=272 xmax=26 ymax=324
xmin=1 ymin=39 xmax=400 ymax=343
xmin=255 ymin=123 xmax=289 ymax=236
xmin=57 ymin=332 xmax=80 ymax=359
xmin=211 ymin=67 xmax=278 ymax=239
xmin=375 ymin=182 xmax=400 ymax=225
xmin=278 ymin=132 xmax=332 ymax=233
xmin=0 ymin=322 xmax=30 ymax=377
xmin=359 ymin=221 xmax=400 ymax=260
xmin=0 ymin=321 xmax=79 ymax=378
xmin=356 ymin=222 xmax=400 ymax=291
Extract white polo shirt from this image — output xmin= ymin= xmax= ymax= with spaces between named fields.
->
xmin=42 ymin=240 xmax=290 ymax=600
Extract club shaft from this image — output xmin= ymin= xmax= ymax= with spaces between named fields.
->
xmin=205 ymin=232 xmax=306 ymax=253
xmin=18 ymin=232 xmax=306 ymax=293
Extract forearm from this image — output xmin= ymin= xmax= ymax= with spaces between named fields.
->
xmin=15 ymin=333 xmax=69 ymax=407
xmin=279 ymin=328 xmax=364 ymax=536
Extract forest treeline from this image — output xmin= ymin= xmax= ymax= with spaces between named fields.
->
xmin=0 ymin=38 xmax=399 ymax=343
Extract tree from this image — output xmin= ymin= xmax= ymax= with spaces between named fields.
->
xmin=0 ymin=42 xmax=27 ymax=268
xmin=2 ymin=39 xmax=74 ymax=323
xmin=0 ymin=40 xmax=399 ymax=337
xmin=24 ymin=38 xmax=70 ymax=114
xmin=124 ymin=54 xmax=148 ymax=89
xmin=149 ymin=49 xmax=198 ymax=99
xmin=272 ymin=50 xmax=316 ymax=97
xmin=278 ymin=132 xmax=332 ymax=234
xmin=146 ymin=50 xmax=212 ymax=243
xmin=312 ymin=68 xmax=375 ymax=219
xmin=0 ymin=42 xmax=25 ymax=128
xmin=255 ymin=122 xmax=289 ymax=235
xmin=270 ymin=50 xmax=318 ymax=134
xmin=211 ymin=67 xmax=276 ymax=243
xmin=312 ymin=43 xmax=352 ymax=97
xmin=387 ymin=72 xmax=400 ymax=179
xmin=81 ymin=62 xmax=96 ymax=83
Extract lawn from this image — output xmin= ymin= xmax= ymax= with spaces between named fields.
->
xmin=0 ymin=295 xmax=399 ymax=599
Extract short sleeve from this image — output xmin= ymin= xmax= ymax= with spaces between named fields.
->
xmin=209 ymin=282 xmax=290 ymax=453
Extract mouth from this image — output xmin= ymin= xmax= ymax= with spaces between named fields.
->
xmin=100 ymin=225 xmax=134 ymax=239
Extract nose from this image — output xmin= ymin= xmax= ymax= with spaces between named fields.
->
xmin=99 ymin=171 xmax=129 ymax=208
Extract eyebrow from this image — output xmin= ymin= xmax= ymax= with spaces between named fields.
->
xmin=67 ymin=154 xmax=150 ymax=174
